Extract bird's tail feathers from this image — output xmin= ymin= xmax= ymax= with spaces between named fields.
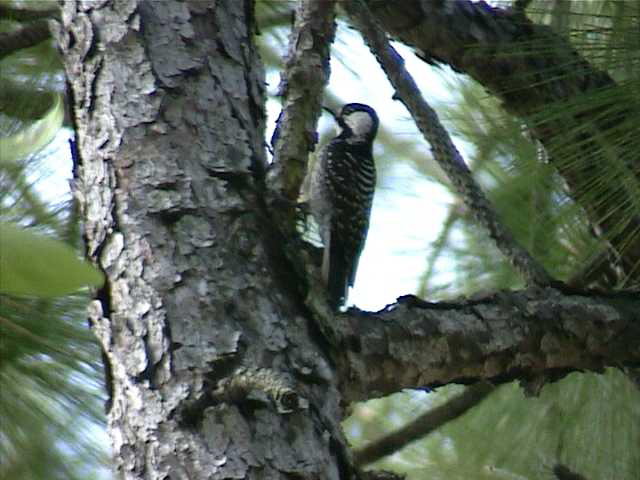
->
xmin=323 ymin=242 xmax=350 ymax=309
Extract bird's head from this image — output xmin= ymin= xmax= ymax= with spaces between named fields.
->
xmin=325 ymin=103 xmax=379 ymax=144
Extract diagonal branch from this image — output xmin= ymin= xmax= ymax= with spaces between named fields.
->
xmin=345 ymin=0 xmax=552 ymax=286
xmin=364 ymin=0 xmax=640 ymax=283
xmin=337 ymin=287 xmax=640 ymax=404
xmin=353 ymin=381 xmax=495 ymax=466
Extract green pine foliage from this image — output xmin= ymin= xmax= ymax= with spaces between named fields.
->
xmin=0 ymin=157 xmax=109 ymax=480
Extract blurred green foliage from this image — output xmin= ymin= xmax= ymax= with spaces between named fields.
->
xmin=0 ymin=221 xmax=103 ymax=297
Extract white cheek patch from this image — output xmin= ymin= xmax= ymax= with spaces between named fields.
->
xmin=345 ymin=112 xmax=373 ymax=138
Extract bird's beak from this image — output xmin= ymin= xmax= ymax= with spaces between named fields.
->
xmin=323 ymin=106 xmax=347 ymax=131
xmin=322 ymin=106 xmax=337 ymax=120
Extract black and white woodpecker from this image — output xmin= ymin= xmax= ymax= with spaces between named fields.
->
xmin=306 ymin=103 xmax=379 ymax=309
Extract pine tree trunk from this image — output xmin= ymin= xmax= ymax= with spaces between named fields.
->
xmin=56 ymin=1 xmax=349 ymax=478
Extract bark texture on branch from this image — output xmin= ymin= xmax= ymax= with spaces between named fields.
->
xmin=337 ymin=287 xmax=640 ymax=404
xmin=268 ymin=0 xmax=336 ymax=206
xmin=365 ymin=0 xmax=640 ymax=282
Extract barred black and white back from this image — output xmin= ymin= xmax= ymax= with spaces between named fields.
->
xmin=307 ymin=103 xmax=379 ymax=308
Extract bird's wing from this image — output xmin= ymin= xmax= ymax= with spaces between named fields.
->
xmin=325 ymin=146 xmax=374 ymax=307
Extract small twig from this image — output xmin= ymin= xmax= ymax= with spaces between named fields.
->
xmin=353 ymin=382 xmax=494 ymax=467
xmin=345 ymin=0 xmax=552 ymax=286
xmin=267 ymin=0 xmax=337 ymax=210
xmin=0 ymin=20 xmax=51 ymax=60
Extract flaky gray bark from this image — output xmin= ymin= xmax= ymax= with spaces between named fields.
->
xmin=337 ymin=287 xmax=640 ymax=404
xmin=268 ymin=0 xmax=336 ymax=205
xmin=55 ymin=1 xmax=350 ymax=479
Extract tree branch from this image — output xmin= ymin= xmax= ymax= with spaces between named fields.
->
xmin=0 ymin=20 xmax=51 ymax=60
xmin=267 ymin=0 xmax=336 ymax=210
xmin=364 ymin=0 xmax=640 ymax=283
xmin=337 ymin=286 xmax=640 ymax=404
xmin=345 ymin=0 xmax=552 ymax=286
xmin=263 ymin=0 xmax=342 ymax=343
xmin=353 ymin=381 xmax=494 ymax=466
